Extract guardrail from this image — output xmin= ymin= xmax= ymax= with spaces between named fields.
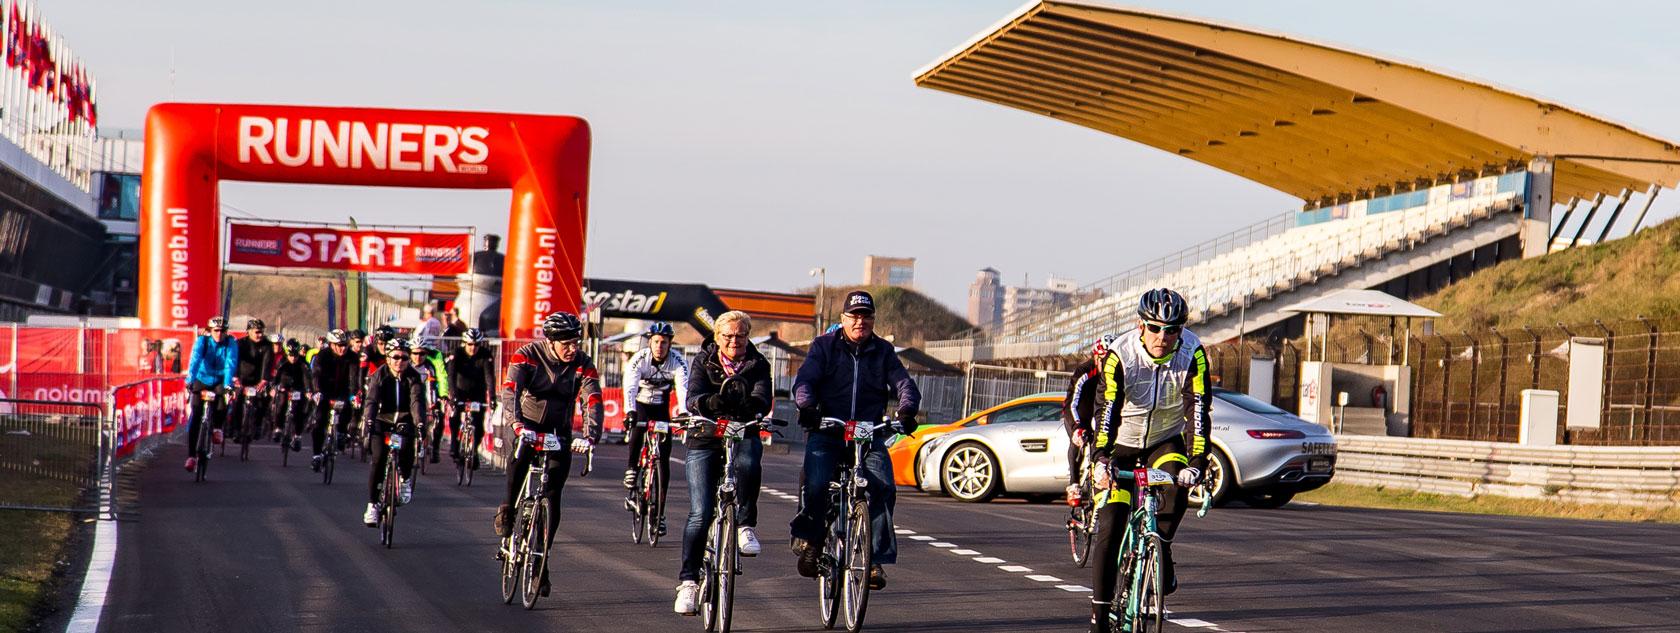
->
xmin=1332 ymin=435 xmax=1680 ymax=508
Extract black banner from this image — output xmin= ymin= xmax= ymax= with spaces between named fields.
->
xmin=581 ymin=278 xmax=731 ymax=333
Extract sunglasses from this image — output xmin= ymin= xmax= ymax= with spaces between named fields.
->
xmin=389 ymin=355 xmax=410 ymax=362
xmin=1143 ymin=322 xmax=1182 ymax=335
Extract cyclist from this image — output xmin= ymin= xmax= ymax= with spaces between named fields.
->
xmin=494 ymin=311 xmax=601 ymax=598
xmin=1086 ymin=288 xmax=1211 ymax=633
xmin=271 ymin=338 xmax=313 ymax=453
xmin=409 ymin=338 xmax=450 ymax=463
xmin=309 ymin=329 xmax=360 ymax=471
xmin=673 ymin=311 xmax=770 ymax=615
xmin=621 ymin=321 xmax=689 ymax=528
xmin=344 ymin=329 xmax=369 ymax=447
xmin=184 ymin=317 xmax=238 ymax=472
xmin=446 ymin=328 xmax=496 ymax=462
xmin=789 ymin=290 xmax=920 ymax=589
xmin=362 ymin=337 xmax=428 ymax=526
xmin=230 ymin=318 xmax=275 ymax=447
xmin=1064 ymin=333 xmax=1115 ymax=502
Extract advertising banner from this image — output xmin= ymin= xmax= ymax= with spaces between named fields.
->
xmin=227 ymin=222 xmax=472 ymax=275
xmin=111 ymin=377 xmax=188 ymax=459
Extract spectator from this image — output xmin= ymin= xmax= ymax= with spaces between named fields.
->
xmin=444 ymin=307 xmax=467 ymax=340
xmin=416 ymin=302 xmax=444 ymax=349
xmin=161 ymin=339 xmax=184 ymax=373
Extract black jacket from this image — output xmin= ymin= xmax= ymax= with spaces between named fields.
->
xmin=273 ymin=355 xmax=313 ymax=392
xmin=500 ymin=341 xmax=602 ymax=440
xmin=684 ymin=342 xmax=773 ymax=449
xmin=235 ymin=336 xmax=275 ymax=385
xmin=364 ymin=365 xmax=428 ymax=427
xmin=311 ymin=347 xmax=360 ymax=398
xmin=1062 ymin=358 xmax=1102 ymax=437
xmin=448 ymin=346 xmax=497 ymax=402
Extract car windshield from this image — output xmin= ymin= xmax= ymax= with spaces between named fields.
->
xmin=976 ymin=401 xmax=1063 ymax=426
xmin=1212 ymin=388 xmax=1288 ymax=415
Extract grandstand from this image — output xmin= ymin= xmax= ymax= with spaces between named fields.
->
xmin=916 ymin=0 xmax=1680 ymax=364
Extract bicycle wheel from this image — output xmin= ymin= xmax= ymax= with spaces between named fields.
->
xmin=381 ymin=464 xmax=398 ymax=548
xmin=1128 ymin=536 xmax=1165 ymax=633
xmin=500 ymin=502 xmax=528 ymax=605
xmin=841 ymin=499 xmax=872 ymax=633
xmin=323 ymin=444 xmax=335 ymax=485
xmin=521 ymin=498 xmax=548 ymax=610
xmin=194 ymin=412 xmax=210 ymax=483
xmin=465 ymin=441 xmax=476 ymax=486
xmin=1069 ymin=496 xmax=1095 ymax=568
xmin=647 ymin=464 xmax=664 ymax=547
xmin=817 ymin=498 xmax=843 ymax=629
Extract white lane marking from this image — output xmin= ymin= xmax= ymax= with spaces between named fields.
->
xmin=930 ymin=542 xmax=957 ymax=548
xmin=894 ymin=529 xmax=916 ymax=535
xmin=1025 ymin=574 xmax=1062 ymax=582
xmin=973 ymin=556 xmax=1005 ymax=564
xmin=67 ymin=512 xmax=117 ymax=632
xmin=1169 ymin=618 xmax=1218 ymax=628
xmin=1056 ymin=584 xmax=1092 ymax=593
xmin=909 ymin=535 xmax=935 ymax=541
xmin=999 ymin=565 xmax=1033 ymax=573
xmin=1289 ymin=501 xmax=1320 ymax=507
xmin=949 ymin=549 xmax=980 ymax=555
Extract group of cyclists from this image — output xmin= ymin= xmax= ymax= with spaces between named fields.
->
xmin=181 ymin=317 xmax=497 ymax=520
xmin=178 ymin=284 xmax=1212 ymax=633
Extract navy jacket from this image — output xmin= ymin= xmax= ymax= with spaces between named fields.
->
xmin=793 ymin=332 xmax=920 ymax=430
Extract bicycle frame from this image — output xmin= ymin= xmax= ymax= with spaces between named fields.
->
xmin=815 ymin=417 xmax=892 ymax=633
xmin=1111 ymin=467 xmax=1175 ymax=633
xmin=678 ymin=414 xmax=781 ymax=633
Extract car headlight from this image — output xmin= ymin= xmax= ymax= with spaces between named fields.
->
xmin=921 ymin=433 xmax=954 ymax=453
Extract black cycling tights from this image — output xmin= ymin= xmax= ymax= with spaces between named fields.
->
xmin=1090 ymin=436 xmax=1188 ymax=603
xmin=503 ymin=443 xmax=571 ymax=585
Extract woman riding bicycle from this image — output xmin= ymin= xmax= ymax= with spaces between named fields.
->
xmin=362 ymin=338 xmax=428 ymax=527
xmin=672 ymin=311 xmax=772 ymax=615
xmin=1087 ymin=289 xmax=1212 ymax=633
xmin=494 ymin=311 xmax=602 ymax=598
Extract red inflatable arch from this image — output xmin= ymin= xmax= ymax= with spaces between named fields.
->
xmin=137 ymin=103 xmax=591 ymax=338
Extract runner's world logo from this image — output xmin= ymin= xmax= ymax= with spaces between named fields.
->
xmin=232 ymin=237 xmax=282 ymax=255
xmin=236 ymin=116 xmax=490 ymax=174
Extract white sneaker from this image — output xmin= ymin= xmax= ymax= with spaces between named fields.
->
xmin=363 ymin=503 xmax=379 ymax=527
xmin=674 ymin=581 xmax=700 ymax=615
xmin=399 ymin=479 xmax=414 ymax=506
xmin=738 ymin=526 xmax=761 ymax=557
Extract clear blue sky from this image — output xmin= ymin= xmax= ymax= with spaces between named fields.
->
xmin=56 ymin=0 xmax=1680 ymax=311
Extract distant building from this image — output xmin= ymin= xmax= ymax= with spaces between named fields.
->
xmin=1002 ymin=285 xmax=1073 ymax=322
xmin=863 ymin=256 xmax=915 ymax=287
xmin=1046 ymin=275 xmax=1078 ymax=293
xmin=967 ymin=267 xmax=1002 ymax=328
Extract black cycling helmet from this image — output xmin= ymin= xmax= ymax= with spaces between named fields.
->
xmin=374 ymin=324 xmax=397 ymax=342
xmin=246 ymin=318 xmax=265 ymax=330
xmin=207 ymin=316 xmax=228 ymax=330
xmin=462 ymin=328 xmax=485 ymax=344
xmin=284 ymin=339 xmax=302 ymax=354
xmin=642 ymin=321 xmax=675 ymax=339
xmin=1136 ymin=288 xmax=1189 ymax=326
xmin=325 ymin=329 xmax=348 ymax=345
xmin=541 ymin=311 xmax=583 ymax=341
xmin=385 ymin=338 xmax=409 ymax=354
xmin=349 ymin=328 xmax=367 ymax=341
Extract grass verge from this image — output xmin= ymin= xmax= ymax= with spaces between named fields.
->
xmin=0 ymin=476 xmax=81 ymax=633
xmin=1297 ymin=482 xmax=1680 ymax=524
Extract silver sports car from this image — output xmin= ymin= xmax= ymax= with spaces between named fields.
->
xmin=913 ymin=388 xmax=1336 ymax=507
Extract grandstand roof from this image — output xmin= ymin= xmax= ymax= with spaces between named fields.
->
xmin=914 ymin=0 xmax=1680 ymax=207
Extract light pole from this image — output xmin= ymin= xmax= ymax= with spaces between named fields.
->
xmin=809 ymin=267 xmax=826 ymax=333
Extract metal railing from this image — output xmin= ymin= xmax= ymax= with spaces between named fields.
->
xmin=0 ymin=399 xmax=106 ymax=514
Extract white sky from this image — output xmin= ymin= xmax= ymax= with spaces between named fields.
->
xmin=54 ymin=0 xmax=1680 ymax=311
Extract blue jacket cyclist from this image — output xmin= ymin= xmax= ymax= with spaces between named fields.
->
xmin=184 ymin=316 xmax=238 ymax=472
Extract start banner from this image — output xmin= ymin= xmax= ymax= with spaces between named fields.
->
xmin=111 ymin=377 xmax=189 ymax=459
xmin=226 ymin=222 xmax=471 ymax=275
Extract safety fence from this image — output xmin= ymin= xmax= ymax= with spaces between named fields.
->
xmin=1333 ymin=434 xmax=1680 ymax=508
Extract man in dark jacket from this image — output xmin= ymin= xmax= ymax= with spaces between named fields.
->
xmin=230 ymin=318 xmax=275 ymax=444
xmin=446 ymin=328 xmax=496 ymax=460
xmin=270 ymin=339 xmax=313 ymax=452
xmin=672 ymin=311 xmax=773 ymax=615
xmin=788 ymin=291 xmax=920 ymax=590
xmin=309 ymin=329 xmax=361 ymax=470
xmin=494 ymin=311 xmax=601 ymax=598
xmin=361 ymin=338 xmax=429 ymax=526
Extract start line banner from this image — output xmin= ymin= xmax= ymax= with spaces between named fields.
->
xmin=226 ymin=222 xmax=471 ymax=275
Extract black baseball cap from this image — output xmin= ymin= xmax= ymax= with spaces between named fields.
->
xmin=842 ymin=290 xmax=875 ymax=315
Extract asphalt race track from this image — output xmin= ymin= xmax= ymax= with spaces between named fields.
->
xmin=91 ymin=437 xmax=1680 ymax=632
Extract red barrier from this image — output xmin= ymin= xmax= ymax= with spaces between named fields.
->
xmin=110 ymin=377 xmax=188 ymax=459
xmin=138 ymin=103 xmax=592 ymax=338
xmin=0 ymin=325 xmax=194 ymax=406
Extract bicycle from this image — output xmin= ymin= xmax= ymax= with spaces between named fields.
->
xmin=1067 ymin=440 xmax=1099 ymax=567
xmin=626 ymin=417 xmax=675 ymax=546
xmin=319 ymin=399 xmax=347 ymax=485
xmin=235 ymin=385 xmax=262 ymax=462
xmin=454 ymin=401 xmax=486 ymax=486
xmin=676 ymin=415 xmax=785 ymax=632
xmin=813 ymin=417 xmax=895 ymax=633
xmin=374 ymin=420 xmax=416 ymax=549
xmin=498 ymin=430 xmax=592 ymax=610
xmin=1103 ymin=467 xmax=1214 ymax=633
xmin=190 ymin=387 xmax=221 ymax=483
xmin=275 ymin=388 xmax=307 ymax=467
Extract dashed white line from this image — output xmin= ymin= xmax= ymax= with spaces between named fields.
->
xmin=909 ymin=535 xmax=935 ymax=541
xmin=1025 ymin=574 xmax=1062 ymax=582
xmin=1055 ymin=584 xmax=1091 ymax=593
xmin=999 ymin=565 xmax=1033 ymax=573
xmin=930 ymin=542 xmax=957 ymax=548
xmin=949 ymin=549 xmax=980 ymax=556
xmin=973 ymin=556 xmax=1005 ymax=564
xmin=1169 ymin=618 xmax=1218 ymax=628
xmin=894 ymin=529 xmax=916 ymax=535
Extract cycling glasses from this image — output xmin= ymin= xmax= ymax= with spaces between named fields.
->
xmin=388 ymin=355 xmax=410 ymax=362
xmin=1143 ymin=322 xmax=1182 ymax=335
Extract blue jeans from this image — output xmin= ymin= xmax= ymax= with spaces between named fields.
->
xmin=680 ymin=435 xmax=763 ymax=582
xmin=789 ymin=433 xmax=897 ymax=565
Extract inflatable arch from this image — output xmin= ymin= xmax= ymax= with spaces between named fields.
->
xmin=137 ymin=103 xmax=590 ymax=338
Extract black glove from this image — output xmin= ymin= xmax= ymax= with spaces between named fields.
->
xmin=719 ymin=377 xmax=749 ymax=409
xmin=1187 ymin=454 xmax=1208 ymax=472
xmin=893 ymin=410 xmax=919 ymax=435
xmin=797 ymin=408 xmax=822 ymax=432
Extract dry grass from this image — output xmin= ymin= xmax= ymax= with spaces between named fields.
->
xmin=1298 ymin=482 xmax=1680 ymax=523
xmin=0 ymin=478 xmax=80 ymax=632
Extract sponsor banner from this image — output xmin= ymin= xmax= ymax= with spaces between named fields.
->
xmin=227 ymin=222 xmax=471 ymax=275
xmin=111 ymin=377 xmax=189 ymax=459
xmin=581 ymin=278 xmax=732 ymax=334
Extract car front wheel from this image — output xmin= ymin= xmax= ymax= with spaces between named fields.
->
xmin=940 ymin=443 xmax=1000 ymax=503
xmin=1187 ymin=449 xmax=1234 ymax=508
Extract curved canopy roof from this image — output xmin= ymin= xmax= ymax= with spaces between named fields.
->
xmin=914 ymin=0 xmax=1680 ymax=206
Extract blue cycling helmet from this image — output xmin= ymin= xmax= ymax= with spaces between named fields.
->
xmin=642 ymin=321 xmax=675 ymax=339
